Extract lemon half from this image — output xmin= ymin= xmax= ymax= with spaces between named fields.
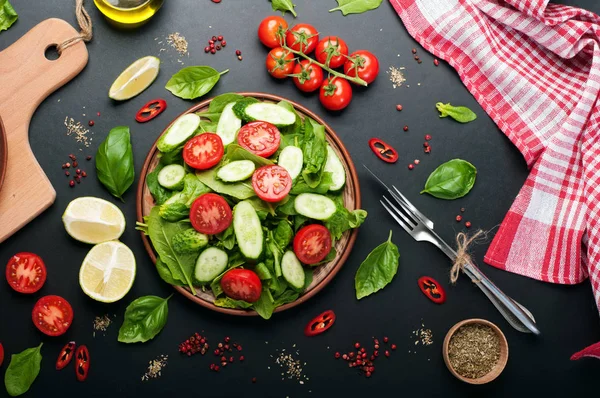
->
xmin=63 ymin=197 xmax=126 ymax=244
xmin=109 ymin=56 xmax=160 ymax=101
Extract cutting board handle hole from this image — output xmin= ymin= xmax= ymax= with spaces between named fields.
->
xmin=44 ymin=45 xmax=60 ymax=61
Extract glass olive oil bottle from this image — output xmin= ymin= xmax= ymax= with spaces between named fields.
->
xmin=94 ymin=0 xmax=164 ymax=28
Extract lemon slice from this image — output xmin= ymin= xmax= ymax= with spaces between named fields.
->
xmin=80 ymin=241 xmax=136 ymax=303
xmin=109 ymin=56 xmax=160 ymax=101
xmin=63 ymin=197 xmax=126 ymax=244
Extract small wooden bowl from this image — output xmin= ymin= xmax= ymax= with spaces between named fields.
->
xmin=442 ymin=319 xmax=509 ymax=385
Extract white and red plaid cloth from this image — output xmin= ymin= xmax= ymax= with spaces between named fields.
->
xmin=390 ymin=0 xmax=600 ymax=353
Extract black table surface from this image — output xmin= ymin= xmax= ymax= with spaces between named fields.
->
xmin=1 ymin=0 xmax=599 ymax=396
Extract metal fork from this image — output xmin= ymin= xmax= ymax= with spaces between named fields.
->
xmin=378 ymin=182 xmax=540 ymax=335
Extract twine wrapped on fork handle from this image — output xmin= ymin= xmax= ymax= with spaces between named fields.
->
xmin=57 ymin=0 xmax=93 ymax=55
xmin=450 ymin=230 xmax=485 ymax=284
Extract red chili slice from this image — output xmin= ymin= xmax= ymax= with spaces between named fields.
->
xmin=417 ymin=276 xmax=446 ymax=304
xmin=56 ymin=341 xmax=76 ymax=370
xmin=135 ymin=99 xmax=167 ymax=123
xmin=304 ymin=310 xmax=336 ymax=336
xmin=75 ymin=345 xmax=90 ymax=382
xmin=368 ymin=138 xmax=398 ymax=163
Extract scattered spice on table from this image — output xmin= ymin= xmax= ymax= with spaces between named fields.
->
xmin=209 ymin=336 xmax=244 ymax=371
xmin=273 ymin=347 xmax=309 ymax=384
xmin=61 ymin=154 xmax=89 ymax=188
xmin=387 ymin=66 xmax=406 ymax=88
xmin=166 ymin=32 xmax=189 ymax=57
xmin=334 ymin=336 xmax=397 ymax=378
xmin=179 ymin=332 xmax=209 ymax=356
xmin=141 ymin=355 xmax=168 ymax=381
xmin=448 ymin=324 xmax=500 ymax=379
xmin=64 ymin=117 xmax=92 ymax=147
xmin=413 ymin=324 xmax=434 ymax=346
xmin=465 ymin=221 xmax=472 ymax=228
xmin=396 ymin=104 xmax=403 ymax=111
xmin=93 ymin=314 xmax=113 ymax=337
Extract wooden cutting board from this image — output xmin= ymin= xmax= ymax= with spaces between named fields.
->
xmin=0 ymin=19 xmax=88 ymax=243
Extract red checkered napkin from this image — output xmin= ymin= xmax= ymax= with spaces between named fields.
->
xmin=390 ymin=0 xmax=600 ymax=352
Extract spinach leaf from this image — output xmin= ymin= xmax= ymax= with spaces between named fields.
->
xmin=165 ymin=66 xmax=228 ymax=100
xmin=4 ymin=343 xmax=42 ymax=397
xmin=273 ymin=290 xmax=300 ymax=306
xmin=270 ymin=0 xmax=297 ymax=17
xmin=159 ymin=202 xmax=189 ymax=221
xmin=118 ymin=295 xmax=171 ymax=343
xmin=95 ymin=126 xmax=135 ymax=201
xmin=329 ymin=0 xmax=383 ymax=15
xmin=421 ymin=159 xmax=477 ymax=200
xmin=209 ymin=93 xmax=245 ymax=113
xmin=436 ymin=102 xmax=477 ymax=123
xmin=0 ymin=0 xmax=17 ymax=32
xmin=325 ymin=197 xmax=368 ymax=240
xmin=216 ymin=224 xmax=236 ymax=250
xmin=269 ymin=276 xmax=288 ymax=297
xmin=146 ymin=164 xmax=171 ymax=205
xmin=196 ymin=169 xmax=256 ymax=200
xmin=159 ymin=148 xmax=184 ymax=166
xmin=224 ymin=144 xmax=274 ymax=167
xmin=147 ymin=207 xmax=197 ymax=293
xmin=181 ymin=173 xmax=211 ymax=206
xmin=303 ymin=268 xmax=313 ymax=290
xmin=355 ymin=231 xmax=400 ymax=299
xmin=197 ymin=119 xmax=219 ymax=132
xmin=252 ymin=289 xmax=276 ymax=320
xmin=246 ymin=197 xmax=278 ymax=217
xmin=273 ymin=221 xmax=293 ymax=249
xmin=276 ymin=196 xmax=297 ymax=215
xmin=214 ymin=297 xmax=253 ymax=309
xmin=155 ymin=257 xmax=185 ymax=285
xmin=294 ymin=215 xmax=308 ymax=232
xmin=301 ymin=118 xmax=327 ymax=188
xmin=278 ymin=101 xmax=304 ymax=139
xmin=291 ymin=172 xmax=333 ymax=195
xmin=255 ymin=262 xmax=273 ymax=280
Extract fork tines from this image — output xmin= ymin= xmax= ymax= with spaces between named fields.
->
xmin=380 ymin=195 xmax=418 ymax=234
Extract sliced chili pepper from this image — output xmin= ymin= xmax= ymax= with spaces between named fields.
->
xmin=74 ymin=345 xmax=90 ymax=382
xmin=304 ymin=310 xmax=336 ymax=336
xmin=418 ymin=276 xmax=446 ymax=304
xmin=368 ymin=138 xmax=398 ymax=163
xmin=56 ymin=341 xmax=76 ymax=370
xmin=135 ymin=99 xmax=167 ymax=123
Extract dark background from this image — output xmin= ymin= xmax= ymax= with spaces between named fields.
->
xmin=1 ymin=0 xmax=599 ymax=396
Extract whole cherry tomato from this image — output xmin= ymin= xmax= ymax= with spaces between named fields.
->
xmin=315 ymin=37 xmax=348 ymax=69
xmin=344 ymin=50 xmax=379 ymax=85
xmin=291 ymin=60 xmax=324 ymax=93
xmin=266 ymin=47 xmax=295 ymax=79
xmin=285 ymin=23 xmax=319 ymax=54
xmin=258 ymin=15 xmax=288 ymax=48
xmin=319 ymin=77 xmax=353 ymax=111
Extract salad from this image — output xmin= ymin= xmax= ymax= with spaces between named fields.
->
xmin=138 ymin=93 xmax=367 ymax=319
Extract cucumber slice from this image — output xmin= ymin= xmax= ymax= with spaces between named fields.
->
xmin=217 ymin=160 xmax=256 ymax=182
xmin=232 ymin=98 xmax=260 ymax=120
xmin=324 ymin=145 xmax=346 ymax=191
xmin=157 ymin=164 xmax=186 ymax=190
xmin=157 ymin=113 xmax=201 ymax=152
xmin=278 ymin=146 xmax=303 ymax=179
xmin=164 ymin=192 xmax=187 ymax=205
xmin=294 ymin=193 xmax=337 ymax=220
xmin=194 ymin=247 xmax=228 ymax=284
xmin=233 ymin=201 xmax=264 ymax=260
xmin=216 ymin=102 xmax=242 ymax=145
xmin=241 ymin=103 xmax=296 ymax=127
xmin=281 ymin=251 xmax=305 ymax=290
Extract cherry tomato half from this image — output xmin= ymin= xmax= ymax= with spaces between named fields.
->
xmin=252 ymin=165 xmax=292 ymax=203
xmin=315 ymin=36 xmax=348 ymax=69
xmin=258 ymin=15 xmax=288 ymax=48
xmin=6 ymin=252 xmax=47 ymax=294
xmin=368 ymin=138 xmax=398 ymax=163
xmin=344 ymin=50 xmax=379 ymax=85
xmin=190 ymin=193 xmax=232 ymax=235
xmin=292 ymin=60 xmax=324 ymax=93
xmin=237 ymin=121 xmax=281 ymax=158
xmin=32 ymin=295 xmax=73 ymax=337
xmin=417 ymin=276 xmax=446 ymax=304
xmin=266 ymin=47 xmax=295 ymax=79
xmin=135 ymin=99 xmax=167 ymax=123
xmin=293 ymin=224 xmax=332 ymax=265
xmin=304 ymin=310 xmax=336 ymax=336
xmin=183 ymin=133 xmax=224 ymax=170
xmin=56 ymin=341 xmax=76 ymax=370
xmin=220 ymin=269 xmax=262 ymax=303
xmin=319 ymin=77 xmax=353 ymax=111
xmin=75 ymin=345 xmax=90 ymax=382
xmin=285 ymin=23 xmax=319 ymax=54
xmin=0 ymin=343 xmax=4 ymax=367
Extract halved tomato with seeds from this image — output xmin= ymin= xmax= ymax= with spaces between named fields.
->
xmin=220 ymin=269 xmax=262 ymax=303
xmin=190 ymin=193 xmax=232 ymax=235
xmin=5 ymin=252 xmax=47 ymax=294
xmin=293 ymin=224 xmax=332 ymax=265
xmin=252 ymin=165 xmax=292 ymax=203
xmin=237 ymin=121 xmax=281 ymax=158
xmin=32 ymin=295 xmax=73 ymax=337
xmin=183 ymin=133 xmax=224 ymax=170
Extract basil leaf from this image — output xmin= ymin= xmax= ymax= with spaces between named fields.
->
xmin=155 ymin=257 xmax=185 ymax=285
xmin=325 ymin=198 xmax=368 ymax=240
xmin=214 ymin=297 xmax=253 ymax=309
xmin=181 ymin=173 xmax=211 ymax=206
xmin=291 ymin=172 xmax=333 ymax=195
xmin=436 ymin=102 xmax=477 ymax=123
xmin=273 ymin=221 xmax=293 ymax=249
xmin=216 ymin=224 xmax=236 ymax=250
xmin=273 ymin=289 xmax=300 ymax=306
xmin=421 ymin=159 xmax=477 ymax=200
xmin=0 ymin=0 xmax=17 ymax=33
xmin=196 ymin=169 xmax=256 ymax=200
xmin=355 ymin=231 xmax=400 ymax=299
xmin=95 ymin=126 xmax=135 ymax=201
xmin=118 ymin=295 xmax=172 ymax=343
xmin=209 ymin=93 xmax=245 ymax=113
xmin=165 ymin=66 xmax=228 ymax=100
xmin=252 ymin=289 xmax=276 ymax=320
xmin=301 ymin=118 xmax=327 ymax=188
xmin=146 ymin=164 xmax=171 ymax=206
xmin=224 ymin=144 xmax=274 ymax=167
xmin=329 ymin=0 xmax=383 ymax=15
xmin=4 ymin=343 xmax=42 ymax=397
xmin=270 ymin=0 xmax=297 ymax=17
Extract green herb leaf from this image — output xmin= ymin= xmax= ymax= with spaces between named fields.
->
xmin=355 ymin=231 xmax=400 ymax=299
xmin=252 ymin=289 xmax=276 ymax=320
xmin=325 ymin=199 xmax=368 ymax=241
xmin=273 ymin=289 xmax=300 ymax=306
xmin=270 ymin=0 xmax=297 ymax=17
xmin=181 ymin=173 xmax=211 ymax=206
xmin=291 ymin=172 xmax=333 ymax=195
xmin=273 ymin=221 xmax=293 ymax=249
xmin=208 ymin=93 xmax=245 ymax=113
xmin=421 ymin=159 xmax=477 ymax=200
xmin=436 ymin=102 xmax=477 ymax=123
xmin=165 ymin=66 xmax=228 ymax=100
xmin=118 ymin=295 xmax=171 ymax=343
xmin=196 ymin=169 xmax=256 ymax=200
xmin=0 ymin=0 xmax=17 ymax=33
xmin=146 ymin=164 xmax=171 ymax=205
xmin=155 ymin=257 xmax=185 ymax=285
xmin=329 ymin=0 xmax=383 ymax=15
xmin=214 ymin=297 xmax=253 ymax=309
xmin=4 ymin=343 xmax=42 ymax=397
xmin=95 ymin=126 xmax=135 ymax=201
xmin=224 ymin=144 xmax=274 ymax=167
xmin=301 ymin=118 xmax=327 ymax=188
